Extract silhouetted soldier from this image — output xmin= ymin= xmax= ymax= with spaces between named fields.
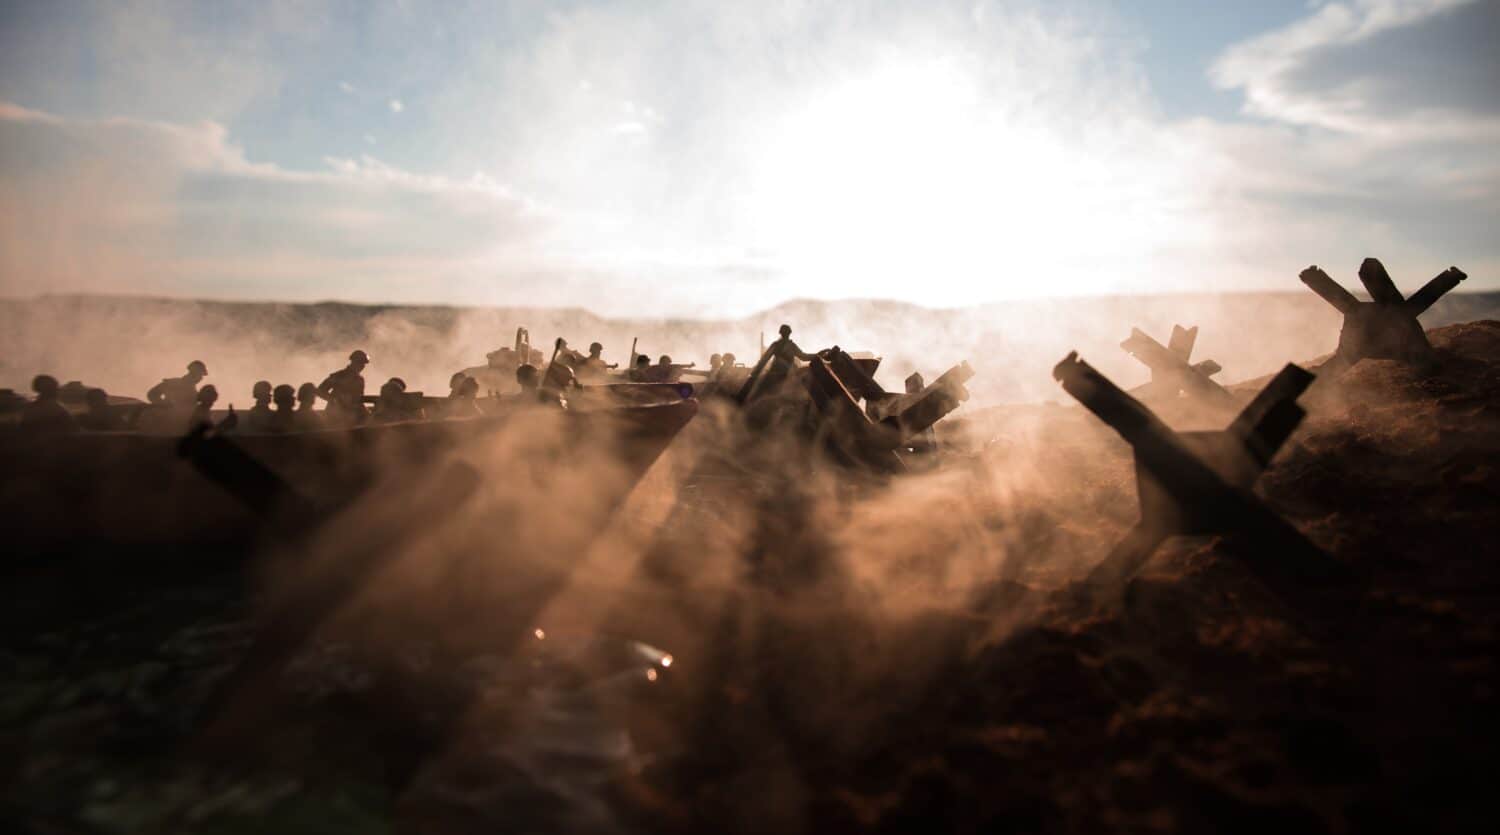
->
xmin=579 ymin=342 xmax=617 ymax=382
xmin=246 ymin=380 xmax=275 ymax=432
xmin=22 ymin=375 xmax=79 ymax=434
xmin=709 ymin=354 xmax=722 ymax=375
xmin=270 ymin=384 xmax=297 ymax=432
xmin=448 ymin=375 xmax=482 ymax=417
xmin=79 ymin=387 xmax=125 ymax=431
xmin=189 ymin=384 xmax=219 ymax=429
xmin=147 ymin=360 xmax=208 ymax=408
xmin=516 ymin=363 xmax=541 ymax=400
xmin=628 ymin=354 xmax=652 ymax=382
xmin=295 ymin=382 xmax=322 ymax=430
xmin=448 ymin=372 xmax=469 ymax=398
xmin=317 ymin=350 xmax=370 ymax=426
xmin=740 ymin=323 xmax=815 ymax=401
xmin=375 ymin=377 xmax=411 ymax=423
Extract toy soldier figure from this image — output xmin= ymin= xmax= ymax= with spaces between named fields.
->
xmin=294 ymin=382 xmax=322 ymax=430
xmin=628 ymin=354 xmax=653 ymax=382
xmin=270 ymin=384 xmax=297 ymax=432
xmin=79 ymin=388 xmax=126 ymax=431
xmin=147 ymin=360 xmax=208 ymax=408
xmin=246 ymin=380 xmax=275 ymax=432
xmin=375 ymin=377 xmax=412 ymax=422
xmin=579 ymin=342 xmax=616 ymax=382
xmin=317 ymin=350 xmax=370 ymax=426
xmin=739 ymin=324 xmax=816 ymax=402
xmin=22 ymin=375 xmax=79 ymax=434
xmin=189 ymin=384 xmax=220 ymax=429
xmin=515 ymin=364 xmax=542 ymax=403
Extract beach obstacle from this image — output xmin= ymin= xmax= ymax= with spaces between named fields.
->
xmin=1300 ymin=258 xmax=1466 ymax=371
xmin=1120 ymin=324 xmax=1234 ymax=409
xmin=1053 ymin=352 xmax=1344 ymax=589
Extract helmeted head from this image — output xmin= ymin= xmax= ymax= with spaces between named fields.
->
xmin=32 ymin=374 xmax=59 ymax=399
xmin=516 ymin=363 xmax=540 ymax=391
xmin=449 ymin=371 xmax=468 ymax=391
xmin=635 ymin=355 xmax=650 ymax=369
xmin=589 ymin=342 xmax=603 ymax=357
xmin=658 ymin=355 xmax=671 ymax=366
xmin=273 ymin=384 xmax=295 ymax=409
xmin=86 ymin=388 xmax=109 ymax=410
xmin=186 ymin=360 xmax=208 ymax=381
xmin=252 ymin=380 xmax=272 ymax=402
xmin=197 ymin=384 xmax=218 ymax=406
xmin=380 ymin=378 xmax=406 ymax=400
xmin=296 ymin=382 xmax=318 ymax=405
xmin=779 ymin=324 xmax=791 ymax=338
xmin=348 ymin=350 xmax=370 ymax=369
xmin=710 ymin=353 xmax=722 ymax=370
xmin=722 ymin=352 xmax=736 ymax=367
xmin=459 ymin=376 xmax=480 ymax=398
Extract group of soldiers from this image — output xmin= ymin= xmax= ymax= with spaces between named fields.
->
xmin=10 ymin=324 xmax=817 ymax=435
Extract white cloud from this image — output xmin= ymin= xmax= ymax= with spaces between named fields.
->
xmin=1211 ymin=0 xmax=1498 ymax=140
xmin=388 ymin=98 xmax=404 ymax=114
xmin=0 ymin=103 xmax=548 ymax=302
xmin=338 ymin=80 xmax=356 ymax=94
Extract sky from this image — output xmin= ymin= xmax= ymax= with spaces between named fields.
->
xmin=0 ymin=0 xmax=1495 ymax=317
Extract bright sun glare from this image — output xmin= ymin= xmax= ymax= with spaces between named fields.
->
xmin=746 ymin=58 xmax=1188 ymax=304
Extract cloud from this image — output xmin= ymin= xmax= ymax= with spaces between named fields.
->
xmin=0 ymin=0 xmax=1494 ymax=315
xmin=0 ymin=103 xmax=548 ymax=302
xmin=1211 ymin=0 xmax=1500 ymax=140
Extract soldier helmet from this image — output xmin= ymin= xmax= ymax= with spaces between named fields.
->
xmin=779 ymin=324 xmax=792 ymax=337
xmin=589 ymin=342 xmax=603 ymax=354
xmin=450 ymin=371 xmax=468 ymax=389
xmin=32 ymin=374 xmax=59 ymax=396
xmin=349 ymin=350 xmax=370 ymax=364
xmin=197 ymin=384 xmax=219 ymax=404
xmin=187 ymin=360 xmax=208 ymax=375
xmin=252 ymin=380 xmax=272 ymax=398
xmin=272 ymin=384 xmax=295 ymax=403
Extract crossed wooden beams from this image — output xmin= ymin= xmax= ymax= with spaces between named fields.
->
xmin=1120 ymin=324 xmax=1233 ymax=408
xmin=802 ymin=347 xmax=974 ymax=471
xmin=1300 ymin=257 xmax=1467 ymax=370
xmin=1053 ymin=352 xmax=1345 ymax=590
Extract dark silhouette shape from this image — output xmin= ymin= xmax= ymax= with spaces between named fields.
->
xmin=738 ymin=323 xmax=816 ymax=403
xmin=294 ymin=382 xmax=322 ymax=431
xmin=247 ymin=380 xmax=275 ymax=432
xmin=516 ymin=363 xmax=540 ymax=397
xmin=709 ymin=353 xmax=722 ymax=374
xmin=1300 ymin=258 xmax=1466 ymax=372
xmin=1052 ymin=352 xmax=1345 ymax=591
xmin=189 ymin=384 xmax=220 ymax=430
xmin=146 ymin=359 xmax=207 ymax=408
xmin=270 ymin=384 xmax=296 ymax=432
xmin=376 ymin=377 xmax=414 ymax=423
xmin=22 ymin=374 xmax=79 ymax=434
xmin=578 ymin=341 xmax=617 ymax=381
xmin=628 ymin=353 xmax=653 ymax=382
xmin=1120 ymin=325 xmax=1232 ymax=407
xmin=316 ymin=350 xmax=369 ymax=426
xmin=78 ymin=387 xmax=126 ymax=431
xmin=448 ymin=371 xmax=469 ymax=398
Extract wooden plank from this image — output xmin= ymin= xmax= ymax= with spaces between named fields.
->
xmin=1299 ymin=266 xmax=1360 ymax=314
